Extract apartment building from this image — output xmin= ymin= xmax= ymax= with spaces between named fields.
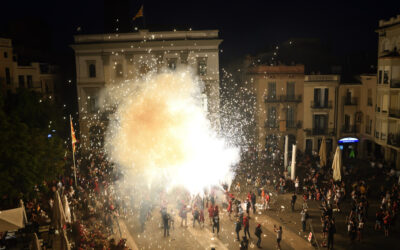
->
xmin=303 ymin=75 xmax=339 ymax=159
xmin=0 ymin=38 xmax=14 ymax=96
xmin=375 ymin=15 xmax=400 ymax=167
xmin=248 ymin=65 xmax=304 ymax=159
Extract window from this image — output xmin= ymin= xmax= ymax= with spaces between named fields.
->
xmin=18 ymin=75 xmax=25 ymax=88
xmin=88 ymin=63 xmax=96 ymax=78
xmin=5 ymin=68 xmax=10 ymax=84
xmin=167 ymin=58 xmax=177 ymax=70
xmin=286 ymin=106 xmax=295 ymax=128
xmin=313 ymin=114 xmax=327 ymax=134
xmin=268 ymin=106 xmax=277 ymax=127
xmin=305 ymin=139 xmax=312 ymax=154
xmin=313 ymin=88 xmax=329 ymax=107
xmin=86 ymin=88 xmax=100 ymax=114
xmin=197 ymin=57 xmax=207 ymax=76
xmin=27 ymin=75 xmax=33 ymax=88
xmin=268 ymin=82 xmax=276 ymax=99
xmin=367 ymin=89 xmax=372 ymax=106
xmin=366 ymin=115 xmax=371 ymax=134
xmin=383 ymin=70 xmax=389 ymax=84
xmin=115 ymin=63 xmax=123 ymax=78
xmin=4 ymin=52 xmax=8 ymax=58
xmin=378 ymin=70 xmax=382 ymax=84
xmin=286 ymin=82 xmax=295 ymax=99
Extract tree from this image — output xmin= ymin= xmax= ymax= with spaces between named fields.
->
xmin=0 ymin=91 xmax=65 ymax=206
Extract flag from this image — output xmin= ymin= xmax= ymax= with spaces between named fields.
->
xmin=133 ymin=5 xmax=144 ymax=20
xmin=70 ymin=116 xmax=77 ymax=153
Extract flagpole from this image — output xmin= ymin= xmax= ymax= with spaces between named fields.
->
xmin=70 ymin=115 xmax=77 ymax=187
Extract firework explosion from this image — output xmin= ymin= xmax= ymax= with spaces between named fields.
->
xmin=100 ymin=68 xmax=239 ymax=194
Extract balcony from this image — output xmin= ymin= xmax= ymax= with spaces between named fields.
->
xmin=341 ymin=125 xmax=358 ymax=134
xmin=388 ymin=133 xmax=400 ymax=147
xmin=311 ymin=100 xmax=333 ymax=109
xmin=264 ymin=95 xmax=302 ymax=103
xmin=390 ymin=80 xmax=400 ymax=88
xmin=282 ymin=95 xmax=302 ymax=102
xmin=344 ymin=97 xmax=358 ymax=106
xmin=389 ymin=108 xmax=400 ymax=119
xmin=304 ymin=128 xmax=335 ymax=136
xmin=264 ymin=120 xmax=279 ymax=128
xmin=285 ymin=120 xmax=302 ymax=129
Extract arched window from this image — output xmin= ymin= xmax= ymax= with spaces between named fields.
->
xmin=89 ymin=63 xmax=96 ymax=78
xmin=115 ymin=63 xmax=123 ymax=78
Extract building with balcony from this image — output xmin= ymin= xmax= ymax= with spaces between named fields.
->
xmin=375 ymin=14 xmax=400 ymax=167
xmin=0 ymin=37 xmax=58 ymax=99
xmin=12 ymin=62 xmax=58 ymax=99
xmin=248 ymin=64 xmax=304 ymax=159
xmin=71 ymin=29 xmax=222 ymax=149
xmin=0 ymin=38 xmax=14 ymax=96
xmin=303 ymin=74 xmax=339 ymax=158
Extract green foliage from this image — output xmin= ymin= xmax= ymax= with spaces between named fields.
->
xmin=0 ymin=90 xmax=65 ymax=203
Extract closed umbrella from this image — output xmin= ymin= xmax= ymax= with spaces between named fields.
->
xmin=319 ymin=137 xmax=327 ymax=167
xmin=332 ymin=146 xmax=342 ymax=181
xmin=63 ymin=195 xmax=71 ymax=224
xmin=61 ymin=229 xmax=71 ymax=250
xmin=32 ymin=233 xmax=41 ymax=250
xmin=52 ymin=191 xmax=66 ymax=230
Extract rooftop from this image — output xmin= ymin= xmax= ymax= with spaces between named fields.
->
xmin=378 ymin=14 xmax=400 ymax=29
xmin=247 ymin=64 xmax=305 ymax=74
xmin=74 ymin=29 xmax=219 ymax=44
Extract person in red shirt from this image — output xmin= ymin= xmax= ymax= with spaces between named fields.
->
xmin=208 ymin=204 xmax=214 ymax=225
xmin=227 ymin=199 xmax=233 ymax=220
xmin=243 ymin=215 xmax=251 ymax=238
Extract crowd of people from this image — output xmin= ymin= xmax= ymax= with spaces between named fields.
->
xmin=0 ymin=150 xmax=130 ymax=250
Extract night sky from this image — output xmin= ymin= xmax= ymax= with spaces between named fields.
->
xmin=0 ymin=1 xmax=398 ymax=67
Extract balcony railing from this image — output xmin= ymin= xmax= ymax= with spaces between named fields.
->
xmin=285 ymin=120 xmax=302 ymax=129
xmin=389 ymin=108 xmax=400 ymax=119
xmin=311 ymin=100 xmax=333 ymax=109
xmin=264 ymin=95 xmax=302 ymax=103
xmin=304 ymin=128 xmax=335 ymax=136
xmin=388 ymin=133 xmax=400 ymax=147
xmin=390 ymin=80 xmax=400 ymax=88
xmin=344 ymin=97 xmax=358 ymax=106
xmin=341 ymin=125 xmax=358 ymax=134
xmin=264 ymin=120 xmax=279 ymax=128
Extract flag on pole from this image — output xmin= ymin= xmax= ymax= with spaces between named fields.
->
xmin=70 ymin=116 xmax=77 ymax=153
xmin=133 ymin=5 xmax=144 ymax=20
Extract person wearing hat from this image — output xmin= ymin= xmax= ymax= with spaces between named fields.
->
xmin=255 ymin=224 xmax=262 ymax=248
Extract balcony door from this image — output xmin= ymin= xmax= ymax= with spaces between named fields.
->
xmin=268 ymin=82 xmax=276 ymax=99
xmin=286 ymin=106 xmax=295 ymax=128
xmin=344 ymin=114 xmax=350 ymax=131
xmin=314 ymin=114 xmax=327 ymax=134
xmin=287 ymin=82 xmax=295 ymax=99
xmin=314 ymin=88 xmax=329 ymax=107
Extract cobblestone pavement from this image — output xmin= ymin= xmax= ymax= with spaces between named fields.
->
xmin=123 ymin=198 xmax=312 ymax=250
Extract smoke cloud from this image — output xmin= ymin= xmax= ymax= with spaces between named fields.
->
xmin=101 ymin=68 xmax=239 ymax=194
